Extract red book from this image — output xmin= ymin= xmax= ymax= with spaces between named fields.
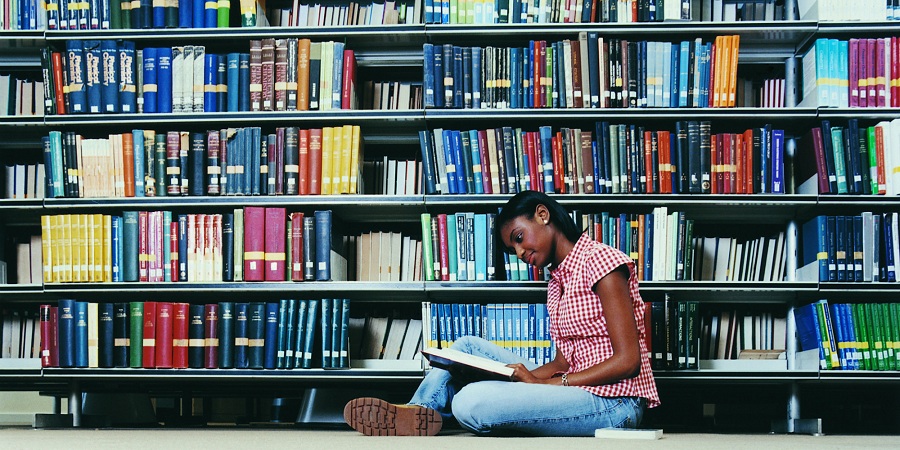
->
xmin=580 ymin=131 xmax=595 ymax=194
xmin=742 ymin=129 xmax=754 ymax=194
xmin=727 ymin=134 xmax=738 ymax=194
xmin=40 ymin=305 xmax=53 ymax=367
xmin=243 ymin=206 xmax=266 ymax=281
xmin=138 ymin=211 xmax=149 ymax=282
xmin=142 ymin=301 xmax=157 ymax=369
xmin=807 ymin=127 xmax=830 ymax=195
xmin=341 ymin=49 xmax=358 ymax=110
xmin=436 ymin=214 xmax=449 ymax=281
xmin=170 ymin=221 xmax=179 ymax=282
xmin=309 ymin=128 xmax=323 ymax=194
xmin=643 ymin=131 xmax=653 ymax=193
xmin=290 ymin=212 xmax=305 ymax=281
xmin=874 ymin=125 xmax=886 ymax=194
xmin=298 ymin=129 xmax=310 ymax=195
xmin=51 ymin=51 xmax=67 ymax=115
xmin=172 ymin=302 xmax=189 ymax=369
xmin=709 ymin=134 xmax=719 ymax=194
xmin=50 ymin=306 xmax=59 ymax=367
xmin=552 ymin=133 xmax=564 ymax=193
xmin=722 ymin=133 xmax=733 ymax=194
xmin=264 ymin=207 xmax=287 ymax=281
xmin=657 ymin=131 xmax=670 ymax=194
xmin=155 ymin=302 xmax=174 ymax=368
xmin=261 ymin=38 xmax=276 ymax=111
xmin=849 ymin=38 xmax=859 ymax=108
xmin=866 ymin=38 xmax=876 ymax=107
xmin=875 ymin=38 xmax=886 ymax=107
xmin=477 ymin=130 xmax=492 ymax=193
xmin=204 ymin=303 xmax=219 ymax=369
xmin=734 ymin=133 xmax=744 ymax=194
xmin=527 ymin=132 xmax=540 ymax=192
xmin=274 ymin=39 xmax=288 ymax=111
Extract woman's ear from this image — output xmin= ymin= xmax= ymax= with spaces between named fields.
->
xmin=535 ymin=204 xmax=550 ymax=225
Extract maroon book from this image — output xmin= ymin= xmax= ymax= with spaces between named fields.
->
xmin=142 ymin=301 xmax=157 ymax=369
xmin=172 ymin=302 xmax=189 ymax=369
xmin=40 ymin=305 xmax=53 ymax=367
xmin=243 ymin=206 xmax=266 ymax=281
xmin=249 ymin=40 xmax=263 ymax=111
xmin=298 ymin=129 xmax=311 ymax=195
xmin=155 ymin=302 xmax=174 ymax=368
xmin=204 ymin=303 xmax=219 ymax=369
xmin=309 ymin=128 xmax=323 ymax=195
xmin=264 ymin=207 xmax=287 ymax=281
xmin=437 ymin=214 xmax=449 ymax=281
xmin=290 ymin=212 xmax=305 ymax=281
xmin=261 ymin=38 xmax=276 ymax=111
xmin=274 ymin=39 xmax=288 ymax=111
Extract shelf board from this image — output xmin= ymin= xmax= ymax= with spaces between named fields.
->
xmin=816 ymin=108 xmax=900 ymax=120
xmin=42 ymin=110 xmax=425 ymax=127
xmin=816 ymin=283 xmax=900 ymax=300
xmin=41 ymin=367 xmax=424 ymax=383
xmin=425 ymin=281 xmax=548 ymax=301
xmin=639 ymin=281 xmax=816 ymax=303
xmin=654 ymin=369 xmax=818 ymax=382
xmin=424 ymin=107 xmax=818 ymax=123
xmin=0 ymin=30 xmax=45 ymax=48
xmin=0 ymin=116 xmax=45 ymax=126
xmin=816 ymin=370 xmax=900 ymax=382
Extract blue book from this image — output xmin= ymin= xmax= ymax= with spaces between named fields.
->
xmin=217 ymin=302 xmax=235 ymax=368
xmin=423 ymin=44 xmax=436 ymax=107
xmin=250 ymin=126 xmax=261 ymax=195
xmin=433 ymin=45 xmax=444 ymax=108
xmin=238 ymin=53 xmax=250 ymax=111
xmin=132 ymin=130 xmax=145 ymax=196
xmin=330 ymin=298 xmax=341 ymax=368
xmin=452 ymin=130 xmax=470 ymax=193
xmin=677 ymin=41 xmax=689 ymax=107
xmin=468 ymin=129 xmax=484 ymax=193
xmin=98 ymin=303 xmax=114 ymax=368
xmin=153 ymin=0 xmax=165 ymax=27
xmin=188 ymin=304 xmax=204 ymax=368
xmin=247 ymin=302 xmax=265 ymax=369
xmin=314 ymin=210 xmax=333 ymax=281
xmin=320 ymin=298 xmax=332 ymax=368
xmin=798 ymin=215 xmax=829 ymax=282
xmin=117 ymin=41 xmax=136 ymax=113
xmin=538 ymin=126 xmax=554 ymax=192
xmin=233 ymin=303 xmax=249 ymax=369
xmin=474 ymin=213 xmax=487 ymax=281
xmin=203 ymin=53 xmax=217 ymax=112
xmin=192 ymin=0 xmax=204 ymax=27
xmin=339 ymin=299 xmax=350 ymax=368
xmin=178 ymin=0 xmax=192 ymax=27
xmin=204 ymin=0 xmax=217 ymax=27
xmin=771 ymin=129 xmax=785 ymax=194
xmin=418 ymin=130 xmax=438 ymax=194
xmin=275 ymin=300 xmax=288 ymax=368
xmin=302 ymin=299 xmax=319 ymax=368
xmin=471 ymin=47 xmax=482 ymax=109
xmin=263 ymin=302 xmax=279 ymax=369
xmin=141 ymin=47 xmax=158 ymax=113
xmin=331 ymin=42 xmax=345 ymax=110
xmin=65 ymin=40 xmax=87 ymax=113
xmin=175 ymin=214 xmax=187 ymax=281
xmin=139 ymin=0 xmax=152 ymax=28
xmin=441 ymin=130 xmax=458 ymax=194
xmin=644 ymin=212 xmax=654 ymax=280
xmin=98 ymin=40 xmax=120 ymax=113
xmin=226 ymin=53 xmax=240 ymax=112
xmin=292 ymin=300 xmax=308 ymax=368
xmin=58 ymin=299 xmax=76 ymax=367
xmin=111 ymin=215 xmax=122 ymax=282
xmin=74 ymin=301 xmax=88 ymax=367
xmin=462 ymin=47 xmax=472 ymax=108
xmin=156 ymin=47 xmax=173 ymax=112
xmin=441 ymin=44 xmax=454 ymax=107
xmin=282 ymin=299 xmax=297 ymax=369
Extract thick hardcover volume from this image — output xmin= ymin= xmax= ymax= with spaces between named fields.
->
xmin=226 ymin=53 xmax=240 ymax=112
xmin=188 ymin=304 xmax=205 ymax=368
xmin=329 ymin=298 xmax=341 ymax=368
xmin=234 ymin=303 xmax=249 ymax=369
xmin=155 ymin=302 xmax=174 ymax=368
xmin=264 ymin=302 xmax=278 ymax=369
xmin=302 ymin=299 xmax=319 ymax=368
xmin=118 ymin=41 xmax=137 ymax=113
xmin=422 ymin=347 xmax=514 ymax=382
xmin=172 ymin=303 xmax=189 ymax=369
xmin=204 ymin=53 xmax=218 ymax=112
xmin=156 ymin=47 xmax=173 ymax=113
xmin=98 ymin=302 xmax=115 ymax=368
xmin=142 ymin=47 xmax=158 ymax=113
xmin=261 ymin=38 xmax=276 ymax=111
xmin=238 ymin=53 xmax=250 ymax=111
xmin=418 ymin=131 xmax=438 ymax=194
xmin=339 ymin=299 xmax=350 ymax=368
xmin=217 ymin=302 xmax=235 ymax=368
xmin=276 ymin=299 xmax=292 ymax=369
xmin=100 ymin=40 xmax=119 ymax=113
xmin=264 ymin=207 xmax=287 ymax=281
xmin=249 ymin=40 xmax=263 ymax=111
xmin=289 ymin=213 xmax=305 ymax=281
xmin=302 ymin=215 xmax=316 ymax=280
xmin=243 ymin=206 xmax=266 ymax=281
xmin=314 ymin=210 xmax=333 ymax=281
xmin=128 ymin=302 xmax=143 ymax=367
xmin=247 ymin=302 xmax=266 ymax=369
xmin=190 ymin=132 xmax=205 ymax=196
xmin=319 ymin=299 xmax=332 ymax=368
xmin=40 ymin=305 xmax=53 ymax=367
xmin=74 ymin=302 xmax=88 ymax=368
xmin=222 ymin=213 xmax=234 ymax=281
xmin=204 ymin=303 xmax=219 ymax=369
xmin=283 ymin=127 xmax=300 ymax=195
xmin=66 ymin=40 xmax=87 ymax=113
xmin=800 ymin=215 xmax=829 ymax=282
xmin=57 ymin=299 xmax=76 ymax=368
xmin=141 ymin=301 xmax=157 ymax=368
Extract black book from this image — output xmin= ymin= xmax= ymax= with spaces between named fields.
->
xmin=234 ymin=303 xmax=249 ymax=369
xmin=113 ymin=302 xmax=129 ymax=367
xmin=218 ymin=302 xmax=235 ymax=368
xmin=284 ymin=127 xmax=299 ymax=195
xmin=699 ymin=121 xmax=711 ymax=193
xmin=222 ymin=213 xmax=234 ymax=281
xmin=247 ymin=302 xmax=266 ymax=369
xmin=188 ymin=304 xmax=205 ymax=369
xmin=190 ymin=132 xmax=205 ymax=196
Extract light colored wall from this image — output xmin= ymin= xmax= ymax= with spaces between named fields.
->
xmin=0 ymin=392 xmax=59 ymax=425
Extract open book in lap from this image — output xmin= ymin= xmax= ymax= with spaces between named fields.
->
xmin=421 ymin=347 xmax=514 ymax=382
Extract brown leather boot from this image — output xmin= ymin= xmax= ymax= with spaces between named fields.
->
xmin=343 ymin=397 xmax=442 ymax=436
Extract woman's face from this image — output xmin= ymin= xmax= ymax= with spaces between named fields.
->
xmin=500 ymin=208 xmax=554 ymax=268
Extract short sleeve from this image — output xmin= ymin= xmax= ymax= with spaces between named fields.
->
xmin=582 ymin=243 xmax=635 ymax=291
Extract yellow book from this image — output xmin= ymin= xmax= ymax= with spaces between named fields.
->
xmin=49 ymin=215 xmax=60 ymax=283
xmin=93 ymin=213 xmax=104 ymax=282
xmin=41 ymin=215 xmax=52 ymax=284
xmin=71 ymin=214 xmax=82 ymax=282
xmin=321 ymin=127 xmax=334 ymax=194
xmin=320 ymin=42 xmax=333 ymax=112
xmin=61 ymin=214 xmax=73 ymax=283
xmin=728 ymin=34 xmax=740 ymax=107
xmin=349 ymin=125 xmax=362 ymax=193
xmin=335 ymin=124 xmax=350 ymax=194
xmin=82 ymin=214 xmax=92 ymax=282
xmin=103 ymin=214 xmax=112 ymax=282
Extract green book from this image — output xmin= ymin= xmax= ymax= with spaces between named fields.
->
xmin=420 ymin=213 xmax=434 ymax=281
xmin=129 ymin=302 xmax=143 ymax=368
xmin=867 ymin=127 xmax=879 ymax=194
xmin=122 ymin=211 xmax=139 ymax=282
xmin=217 ymin=0 xmax=230 ymax=27
xmin=851 ymin=303 xmax=870 ymax=370
xmin=881 ymin=303 xmax=896 ymax=371
xmin=154 ymin=133 xmax=167 ymax=197
xmin=830 ymin=127 xmax=847 ymax=194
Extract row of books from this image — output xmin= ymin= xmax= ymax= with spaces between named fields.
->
xmin=798 ymin=213 xmax=900 ymax=284
xmin=698 ymin=307 xmax=787 ymax=361
xmin=7 ymin=235 xmax=42 ymax=284
xmin=270 ymin=0 xmax=422 ymax=26
xmin=693 ymin=233 xmax=787 ymax=283
xmin=418 ymin=122 xmax=786 ymax=197
xmin=38 ymin=208 xmax=344 ymax=283
xmin=798 ymin=119 xmax=900 ymax=196
xmin=3 ymin=163 xmax=46 ymax=199
xmin=796 ymin=299 xmax=900 ymax=372
xmin=423 ymin=302 xmax=553 ymax=366
xmin=361 ymin=158 xmax=423 ymax=195
xmin=44 ymin=38 xmax=357 ymax=115
xmin=0 ymin=309 xmax=41 ymax=359
xmin=798 ymin=0 xmax=900 ymax=21
xmin=360 ymin=80 xmax=423 ymax=110
xmin=422 ymin=34 xmax=741 ymax=109
xmin=41 ymin=0 xmax=267 ymax=30
xmin=41 ymin=126 xmax=363 ymax=200
xmin=39 ymin=298 xmax=351 ymax=369
xmin=758 ymin=78 xmax=785 ymax=108
xmin=0 ymin=73 xmax=44 ymax=116
xmin=353 ymin=313 xmax=423 ymax=360
xmin=355 ymin=231 xmax=422 ymax=281
xmin=799 ymin=37 xmax=900 ymax=109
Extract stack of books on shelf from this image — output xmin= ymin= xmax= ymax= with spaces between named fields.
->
xmin=269 ymin=0 xmax=423 ymax=25
xmin=0 ymin=73 xmax=45 ymax=116
xmin=798 ymin=0 xmax=898 ymax=21
xmin=796 ymin=299 xmax=900 ymax=371
xmin=4 ymin=235 xmax=42 ymax=285
xmin=360 ymin=80 xmax=423 ymax=110
xmin=423 ymin=34 xmax=740 ymax=109
xmin=423 ymin=0 xmax=700 ymax=24
xmin=799 ymin=37 xmax=899 ymax=109
xmin=355 ymin=231 xmax=422 ymax=281
xmin=419 ymin=123 xmax=786 ymax=197
xmin=361 ymin=157 xmax=423 ymax=195
xmin=42 ymin=0 xmax=269 ymax=29
xmin=3 ymin=163 xmax=46 ymax=199
xmin=0 ymin=308 xmax=41 ymax=360
xmin=41 ymin=126 xmax=363 ymax=199
xmin=38 ymin=208 xmax=346 ymax=283
xmin=798 ymin=213 xmax=899 ymax=283
xmin=422 ymin=302 xmax=553 ymax=366
xmin=39 ymin=298 xmax=352 ymax=369
xmin=351 ymin=312 xmax=422 ymax=361
xmin=43 ymin=38 xmax=358 ymax=115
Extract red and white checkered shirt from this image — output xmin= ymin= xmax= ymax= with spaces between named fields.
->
xmin=547 ymin=234 xmax=660 ymax=408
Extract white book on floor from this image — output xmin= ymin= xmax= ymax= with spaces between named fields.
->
xmin=594 ymin=427 xmax=663 ymax=440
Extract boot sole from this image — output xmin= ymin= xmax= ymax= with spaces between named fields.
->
xmin=343 ymin=397 xmax=442 ymax=436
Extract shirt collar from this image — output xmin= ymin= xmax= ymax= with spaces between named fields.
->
xmin=549 ymin=233 xmax=588 ymax=278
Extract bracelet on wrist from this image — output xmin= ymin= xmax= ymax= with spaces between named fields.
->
xmin=561 ymin=373 xmax=569 ymax=387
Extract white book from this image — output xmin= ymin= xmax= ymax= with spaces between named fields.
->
xmin=422 ymin=346 xmax=514 ymax=380
xmin=381 ymin=318 xmax=409 ymax=360
xmin=390 ymin=231 xmax=402 ymax=282
xmin=192 ymin=46 xmax=205 ymax=112
xmin=595 ymin=428 xmax=663 ymax=440
xmin=172 ymin=47 xmax=184 ymax=113
xmin=399 ymin=319 xmax=423 ymax=360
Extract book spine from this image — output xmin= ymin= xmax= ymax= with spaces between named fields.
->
xmin=314 ymin=210 xmax=332 ymax=281
xmin=155 ymin=302 xmax=174 ymax=368
xmin=264 ymin=302 xmax=278 ymax=369
xmin=98 ymin=302 xmax=114 ymax=368
xmin=302 ymin=299 xmax=318 ymax=368
xmin=217 ymin=301 xmax=234 ymax=368
xmin=187 ymin=303 xmax=204 ymax=368
xmin=234 ymin=303 xmax=249 ymax=368
xmin=204 ymin=303 xmax=219 ymax=368
xmin=57 ymin=299 xmax=76 ymax=367
xmin=264 ymin=207 xmax=287 ymax=281
xmin=113 ymin=302 xmax=129 ymax=367
xmin=141 ymin=301 xmax=156 ymax=368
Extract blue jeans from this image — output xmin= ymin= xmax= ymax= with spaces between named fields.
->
xmin=409 ymin=336 xmax=645 ymax=436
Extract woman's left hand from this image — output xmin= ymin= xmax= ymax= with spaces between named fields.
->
xmin=506 ymin=363 xmax=541 ymax=383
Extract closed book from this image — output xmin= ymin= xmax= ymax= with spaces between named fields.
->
xmin=203 ymin=0 xmax=217 ymax=27
xmin=339 ymin=299 xmax=350 ymax=368
xmin=291 ymin=300 xmax=308 ymax=368
xmin=225 ymin=53 xmax=240 ymax=112
xmin=82 ymin=41 xmax=101 ymax=113
xmin=57 ymin=299 xmax=76 ymax=368
xmin=264 ymin=207 xmax=287 ymax=281
xmin=308 ymin=42 xmax=321 ymax=110
xmin=281 ymin=299 xmax=296 ymax=368
xmin=233 ymin=303 xmax=249 ymax=369
xmin=290 ymin=212 xmax=305 ymax=281
xmin=66 ymin=40 xmax=87 ymax=113
xmin=329 ymin=298 xmax=341 ymax=368
xmin=238 ymin=53 xmax=250 ymax=111
xmin=798 ymin=215 xmax=829 ymax=282
xmin=299 ymin=299 xmax=317 ymax=368
xmin=302 ymin=215 xmax=316 ymax=280
xmin=189 ymin=132 xmax=205 ymax=196
xmin=188 ymin=304 xmax=205 ymax=368
xmin=264 ymin=302 xmax=278 ymax=369
xmin=284 ymin=127 xmax=299 ymax=195
xmin=222 ymin=213 xmax=234 ymax=281
xmin=320 ymin=298 xmax=332 ymax=368
xmin=248 ymin=302 xmax=266 ymax=369
xmin=217 ymin=301 xmax=235 ymax=368
xmin=177 ymin=215 xmax=188 ymax=281
xmin=98 ymin=302 xmax=114 ymax=368
xmin=141 ymin=301 xmax=156 ymax=368
xmin=74 ymin=301 xmax=88 ymax=368
xmin=100 ymin=40 xmax=120 ymax=113
xmin=40 ymin=305 xmax=53 ymax=367
xmin=171 ymin=303 xmax=188 ymax=369
xmin=243 ymin=206 xmax=265 ymax=281
xmin=128 ymin=302 xmax=143 ymax=367
xmin=260 ymin=38 xmax=275 ymax=111
xmin=142 ymin=47 xmax=158 ymax=113
xmin=204 ymin=303 xmax=219 ymax=368
xmin=314 ymin=210 xmax=333 ymax=281
xmin=155 ymin=302 xmax=174 ymax=368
